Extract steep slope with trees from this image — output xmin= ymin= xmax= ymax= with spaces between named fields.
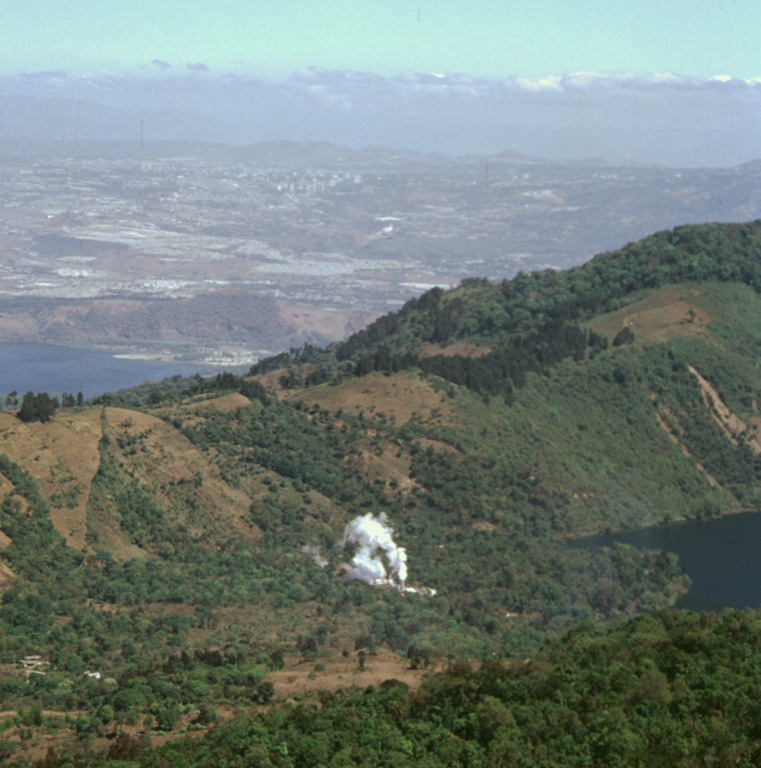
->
xmin=0 ymin=221 xmax=759 ymax=759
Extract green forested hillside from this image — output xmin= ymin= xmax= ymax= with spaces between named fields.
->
xmin=333 ymin=219 xmax=761 ymax=358
xmin=132 ymin=609 xmax=761 ymax=768
xmin=0 ymin=221 xmax=761 ymax=761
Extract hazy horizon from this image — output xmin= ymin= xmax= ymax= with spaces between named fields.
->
xmin=1 ymin=67 xmax=759 ymax=168
xmin=3 ymin=1 xmax=760 ymax=167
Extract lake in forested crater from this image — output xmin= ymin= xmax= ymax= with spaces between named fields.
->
xmin=570 ymin=512 xmax=761 ymax=612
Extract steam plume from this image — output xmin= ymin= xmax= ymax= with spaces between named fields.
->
xmin=340 ymin=512 xmax=407 ymax=589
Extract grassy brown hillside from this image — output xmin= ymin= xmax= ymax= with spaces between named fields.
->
xmin=0 ymin=408 xmax=101 ymax=549
xmin=0 ymin=400 xmax=261 ymax=558
xmin=585 ymin=284 xmax=715 ymax=344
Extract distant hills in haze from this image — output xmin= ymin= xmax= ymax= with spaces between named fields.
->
xmin=1 ymin=68 xmax=759 ymax=166
xmin=0 ymin=134 xmax=538 ymax=166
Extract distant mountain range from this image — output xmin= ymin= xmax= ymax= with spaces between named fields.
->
xmin=0 ymin=133 xmax=542 ymax=166
xmin=2 ymin=69 xmax=759 ymax=165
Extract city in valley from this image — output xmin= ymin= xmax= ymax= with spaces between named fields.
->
xmin=1 ymin=140 xmax=759 ymax=367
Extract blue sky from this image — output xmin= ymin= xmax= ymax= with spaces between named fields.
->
xmin=4 ymin=0 xmax=760 ymax=80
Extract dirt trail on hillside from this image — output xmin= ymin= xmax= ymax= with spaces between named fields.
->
xmin=689 ymin=366 xmax=761 ymax=454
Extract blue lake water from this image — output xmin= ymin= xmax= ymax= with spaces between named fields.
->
xmin=0 ymin=342 xmax=216 ymax=398
xmin=570 ymin=512 xmax=761 ymax=612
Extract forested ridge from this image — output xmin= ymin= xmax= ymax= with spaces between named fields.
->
xmin=124 ymin=609 xmax=761 ymax=767
xmin=254 ymin=219 xmax=761 ymax=395
xmin=26 ymin=609 xmax=761 ymax=766
xmin=0 ymin=221 xmax=759 ymax=763
xmin=338 ymin=219 xmax=761 ymax=353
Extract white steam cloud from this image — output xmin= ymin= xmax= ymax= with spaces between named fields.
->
xmin=340 ymin=512 xmax=407 ymax=589
xmin=303 ymin=513 xmax=435 ymax=594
